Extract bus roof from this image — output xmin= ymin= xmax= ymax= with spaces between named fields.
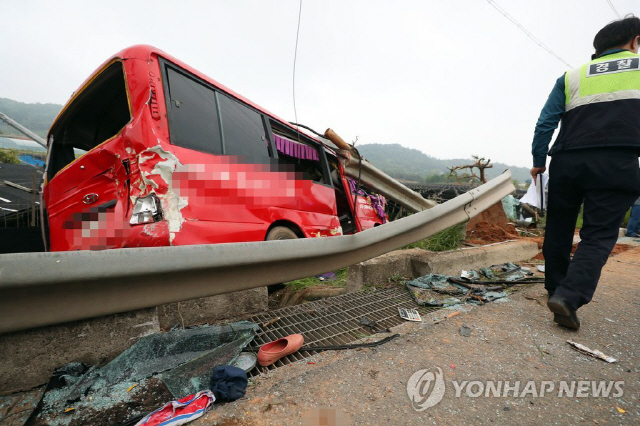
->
xmin=49 ymin=44 xmax=331 ymax=151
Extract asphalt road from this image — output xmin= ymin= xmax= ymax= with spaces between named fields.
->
xmin=199 ymin=246 xmax=640 ymax=425
xmin=0 ymin=162 xmax=42 ymax=217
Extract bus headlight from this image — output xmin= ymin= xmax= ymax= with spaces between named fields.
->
xmin=130 ymin=194 xmax=162 ymax=225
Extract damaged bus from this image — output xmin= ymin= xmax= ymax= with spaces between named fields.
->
xmin=42 ymin=45 xmax=387 ymax=251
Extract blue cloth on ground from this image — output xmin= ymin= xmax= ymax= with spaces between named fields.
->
xmin=210 ymin=365 xmax=248 ymax=402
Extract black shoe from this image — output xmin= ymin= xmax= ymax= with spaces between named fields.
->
xmin=547 ymin=294 xmax=580 ymax=330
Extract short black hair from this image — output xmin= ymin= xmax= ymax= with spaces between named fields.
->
xmin=593 ymin=15 xmax=640 ymax=57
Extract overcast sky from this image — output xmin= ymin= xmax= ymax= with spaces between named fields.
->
xmin=2 ymin=0 xmax=639 ymax=168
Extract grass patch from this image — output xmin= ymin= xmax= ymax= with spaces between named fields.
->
xmin=0 ymin=149 xmax=21 ymax=164
xmin=285 ymin=268 xmax=348 ymax=290
xmin=402 ymin=223 xmax=466 ymax=252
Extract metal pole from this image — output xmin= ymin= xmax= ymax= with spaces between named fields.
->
xmin=0 ymin=112 xmax=47 ymax=148
xmin=31 ymin=175 xmax=36 ymax=227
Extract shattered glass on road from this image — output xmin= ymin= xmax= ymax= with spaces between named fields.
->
xmin=27 ymin=321 xmax=258 ymax=426
xmin=406 ymin=263 xmax=542 ymax=307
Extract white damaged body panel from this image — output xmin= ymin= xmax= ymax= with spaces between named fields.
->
xmin=137 ymin=145 xmax=188 ymax=243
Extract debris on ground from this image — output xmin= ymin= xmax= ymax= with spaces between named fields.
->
xmin=209 ymin=366 xmax=248 ymax=403
xmin=257 ymin=334 xmax=304 ymax=367
xmin=405 ymin=275 xmax=467 ymax=307
xmin=432 ymin=311 xmax=460 ymax=324
xmin=459 ymin=324 xmax=472 ymax=337
xmin=230 ymin=353 xmax=258 ymax=373
xmin=261 ymin=317 xmax=280 ymax=328
xmin=300 ymin=334 xmax=399 ymax=351
xmin=26 ymin=321 xmax=258 ymax=425
xmin=405 ymin=263 xmax=543 ymax=307
xmin=359 ymin=316 xmax=390 ymax=333
xmin=566 ymin=341 xmax=618 ymax=363
xmin=398 ymin=307 xmax=422 ymax=321
xmin=501 ymin=195 xmax=519 ymax=221
xmin=524 ymin=295 xmax=545 ymax=306
xmin=315 ymin=272 xmax=337 ymax=281
xmin=191 ymin=247 xmax=640 ymax=425
xmin=133 ymin=390 xmax=215 ymax=426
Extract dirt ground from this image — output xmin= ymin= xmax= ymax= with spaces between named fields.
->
xmin=196 ymin=247 xmax=640 ymax=425
xmin=530 ymin=235 xmax=633 ymax=261
xmin=466 ymin=202 xmax=520 ymax=245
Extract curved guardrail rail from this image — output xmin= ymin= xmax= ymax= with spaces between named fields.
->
xmin=0 ymin=171 xmax=514 ymax=333
xmin=343 ymin=155 xmax=438 ymax=212
xmin=0 ymin=112 xmax=47 ymax=148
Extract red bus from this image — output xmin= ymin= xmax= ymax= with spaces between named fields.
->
xmin=42 ymin=45 xmax=387 ymax=251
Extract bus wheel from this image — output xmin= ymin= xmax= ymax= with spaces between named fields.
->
xmin=266 ymin=226 xmax=298 ymax=241
xmin=266 ymin=226 xmax=299 ymax=294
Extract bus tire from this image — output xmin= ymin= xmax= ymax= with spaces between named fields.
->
xmin=266 ymin=226 xmax=299 ymax=241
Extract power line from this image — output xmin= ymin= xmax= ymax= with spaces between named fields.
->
xmin=486 ymin=0 xmax=574 ymax=69
xmin=292 ymin=0 xmax=303 ymax=138
xmin=605 ymin=0 xmax=621 ymax=19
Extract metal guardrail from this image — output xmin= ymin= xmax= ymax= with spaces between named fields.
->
xmin=0 ymin=171 xmax=514 ymax=333
xmin=320 ymin=130 xmax=435 ymax=213
xmin=343 ymin=156 xmax=438 ymax=212
xmin=0 ymin=112 xmax=47 ymax=148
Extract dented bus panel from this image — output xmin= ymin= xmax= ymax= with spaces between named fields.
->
xmin=43 ymin=45 xmax=386 ymax=251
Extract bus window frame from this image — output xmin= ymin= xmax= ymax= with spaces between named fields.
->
xmin=263 ymin=116 xmax=278 ymax=159
xmin=159 ymin=56 xmax=332 ymax=186
xmin=159 ymin=57 xmax=277 ymax=159
xmin=47 ymin=60 xmax=133 ymax=182
xmin=267 ymin=119 xmax=333 ymax=188
xmin=159 ymin=58 xmax=225 ymax=155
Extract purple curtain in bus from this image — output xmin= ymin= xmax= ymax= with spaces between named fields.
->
xmin=347 ymin=177 xmax=387 ymax=223
xmin=273 ymin=134 xmax=320 ymax=161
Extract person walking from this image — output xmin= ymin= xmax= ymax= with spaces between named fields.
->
xmin=531 ymin=16 xmax=640 ymax=330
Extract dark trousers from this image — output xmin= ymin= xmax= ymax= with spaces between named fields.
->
xmin=543 ymin=148 xmax=640 ymax=310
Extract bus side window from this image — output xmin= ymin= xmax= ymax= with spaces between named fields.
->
xmin=217 ymin=92 xmax=269 ymax=160
xmin=164 ymin=66 xmax=223 ymax=155
xmin=270 ymin=122 xmax=325 ymax=184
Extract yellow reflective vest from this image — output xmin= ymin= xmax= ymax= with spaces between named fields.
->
xmin=551 ymin=50 xmax=640 ymax=153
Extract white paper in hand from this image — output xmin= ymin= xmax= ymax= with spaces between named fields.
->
xmin=520 ymin=173 xmax=548 ymax=209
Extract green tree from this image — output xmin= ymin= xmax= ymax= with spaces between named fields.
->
xmin=0 ymin=149 xmax=21 ymax=164
xmin=423 ymin=173 xmax=449 ymax=183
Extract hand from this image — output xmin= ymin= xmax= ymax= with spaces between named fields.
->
xmin=530 ymin=167 xmax=546 ymax=184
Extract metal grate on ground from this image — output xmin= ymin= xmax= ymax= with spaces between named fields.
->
xmin=246 ymin=287 xmax=440 ymax=377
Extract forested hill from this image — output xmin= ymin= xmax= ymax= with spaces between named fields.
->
xmin=356 ymin=143 xmax=530 ymax=183
xmin=0 ymin=98 xmax=62 ymax=137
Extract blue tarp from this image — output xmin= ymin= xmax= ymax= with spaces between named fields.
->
xmin=18 ymin=154 xmax=45 ymax=167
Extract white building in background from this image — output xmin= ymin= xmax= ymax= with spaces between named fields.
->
xmin=0 ymin=137 xmax=46 ymax=153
